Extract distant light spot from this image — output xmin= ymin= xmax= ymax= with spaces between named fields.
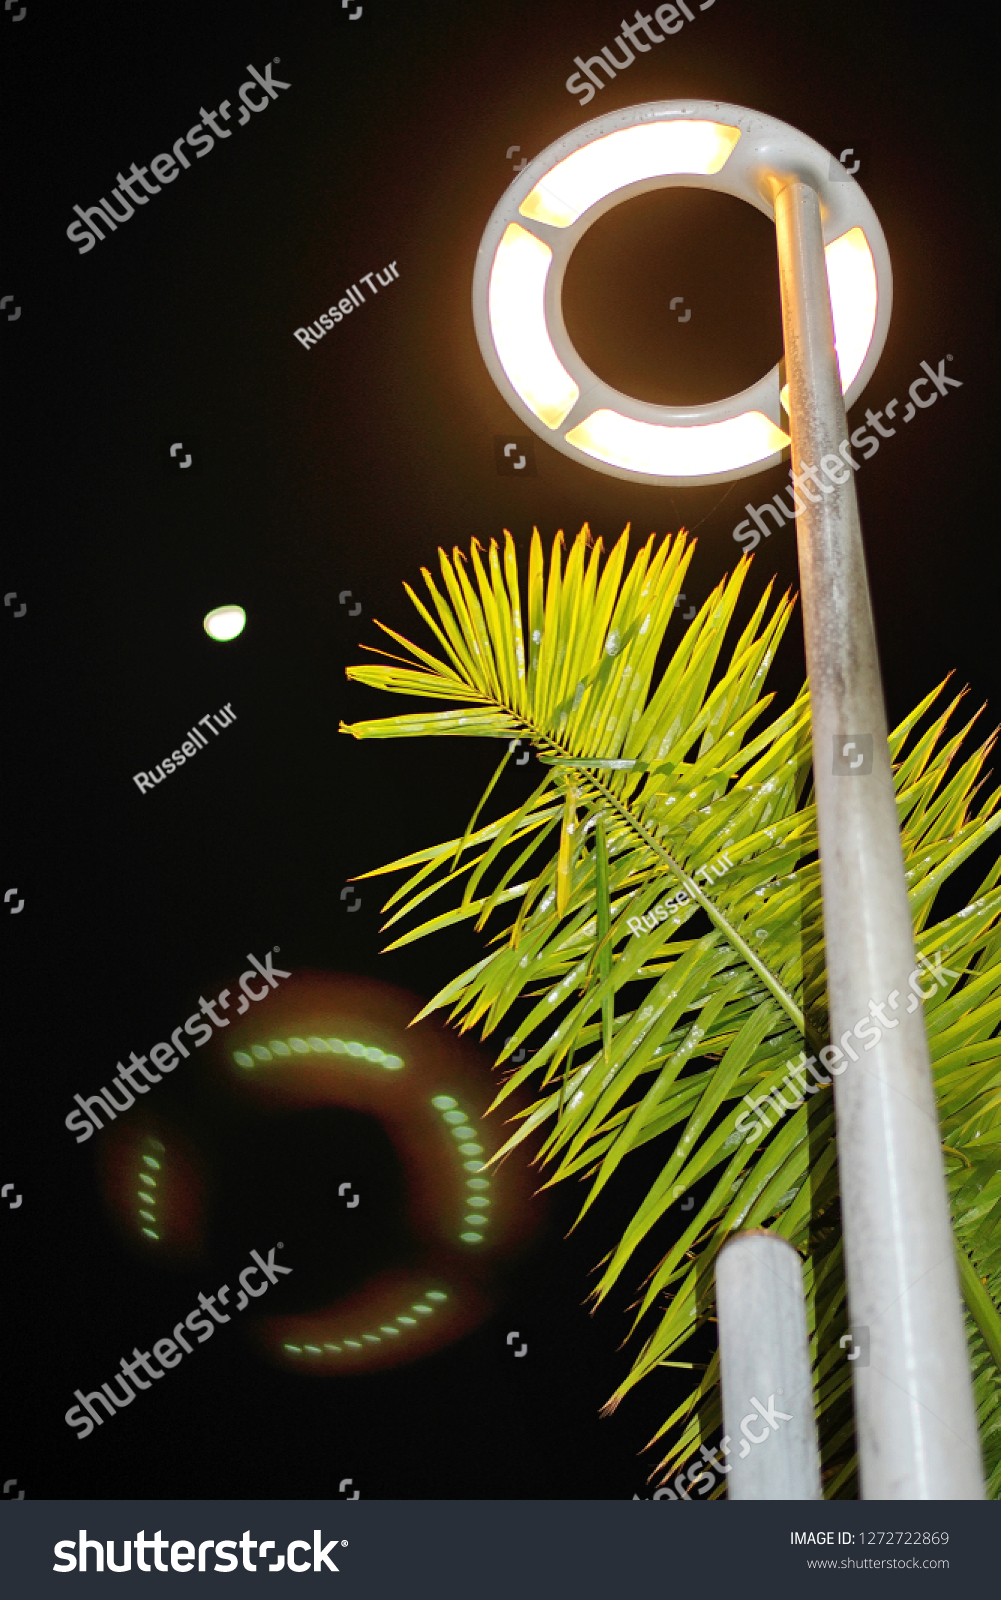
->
xmin=203 ymin=604 xmax=246 ymax=642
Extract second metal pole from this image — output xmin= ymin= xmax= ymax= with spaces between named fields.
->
xmin=717 ymin=1232 xmax=822 ymax=1499
xmin=772 ymin=179 xmax=982 ymax=1499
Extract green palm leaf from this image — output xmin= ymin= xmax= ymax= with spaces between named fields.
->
xmin=340 ymin=525 xmax=1001 ymax=1498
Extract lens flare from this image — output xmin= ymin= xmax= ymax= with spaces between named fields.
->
xmin=97 ymin=973 xmax=540 ymax=1375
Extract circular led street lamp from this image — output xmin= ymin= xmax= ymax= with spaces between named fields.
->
xmin=473 ymin=100 xmax=891 ymax=486
xmin=473 ymin=102 xmax=983 ymax=1501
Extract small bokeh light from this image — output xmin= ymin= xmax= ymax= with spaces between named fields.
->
xmin=203 ymin=604 xmax=246 ymax=642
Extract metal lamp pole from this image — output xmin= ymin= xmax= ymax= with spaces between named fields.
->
xmin=772 ymin=179 xmax=981 ymax=1498
xmin=472 ymin=101 xmax=983 ymax=1497
xmin=716 ymin=1232 xmax=822 ymax=1499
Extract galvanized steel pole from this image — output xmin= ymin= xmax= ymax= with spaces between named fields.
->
xmin=772 ymin=179 xmax=982 ymax=1498
xmin=716 ymin=1232 xmax=822 ymax=1499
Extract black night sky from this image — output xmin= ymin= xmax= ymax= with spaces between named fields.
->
xmin=1 ymin=0 xmax=995 ymax=1501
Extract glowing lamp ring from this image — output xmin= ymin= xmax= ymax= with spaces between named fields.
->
xmin=472 ymin=101 xmax=892 ymax=487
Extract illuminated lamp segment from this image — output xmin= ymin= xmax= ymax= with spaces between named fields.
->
xmin=565 ymin=409 xmax=789 ymax=477
xmin=780 ymin=226 xmax=879 ymax=414
xmin=518 ymin=120 xmax=742 ymax=229
xmin=487 ymin=224 xmax=579 ymax=429
xmin=825 ymin=226 xmax=878 ymax=392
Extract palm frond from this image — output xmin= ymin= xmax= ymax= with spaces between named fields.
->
xmin=340 ymin=526 xmax=1001 ymax=1497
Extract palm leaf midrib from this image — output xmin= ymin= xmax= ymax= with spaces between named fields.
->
xmin=372 ymin=639 xmax=815 ymax=1051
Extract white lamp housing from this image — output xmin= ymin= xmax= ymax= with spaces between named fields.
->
xmin=472 ymin=100 xmax=892 ymax=487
